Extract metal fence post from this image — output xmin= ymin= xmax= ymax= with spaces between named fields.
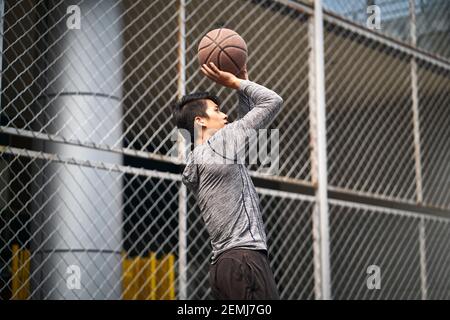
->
xmin=409 ymin=0 xmax=424 ymax=205
xmin=409 ymin=0 xmax=428 ymax=300
xmin=177 ymin=0 xmax=187 ymax=300
xmin=308 ymin=0 xmax=331 ymax=300
xmin=419 ymin=217 xmax=428 ymax=300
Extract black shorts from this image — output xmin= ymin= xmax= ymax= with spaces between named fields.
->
xmin=209 ymin=248 xmax=280 ymax=300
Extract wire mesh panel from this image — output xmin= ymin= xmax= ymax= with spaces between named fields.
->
xmin=0 ymin=147 xmax=180 ymax=299
xmin=322 ymin=0 xmax=411 ymax=43
xmin=121 ymin=0 xmax=179 ymax=155
xmin=330 ymin=199 xmax=450 ymax=300
xmin=185 ymin=190 xmax=210 ymax=299
xmin=320 ymin=0 xmax=450 ymax=60
xmin=261 ymin=190 xmax=315 ymax=299
xmin=330 ymin=201 xmax=419 ymax=299
xmin=424 ymin=217 xmax=450 ymax=299
xmin=417 ymin=62 xmax=450 ymax=210
xmin=185 ymin=0 xmax=311 ymax=181
xmin=324 ymin=23 xmax=417 ymax=202
xmin=415 ymin=0 xmax=450 ymax=60
xmin=2 ymin=0 xmax=123 ymax=145
xmin=0 ymin=0 xmax=180 ymax=157
xmin=121 ymin=172 xmax=179 ymax=300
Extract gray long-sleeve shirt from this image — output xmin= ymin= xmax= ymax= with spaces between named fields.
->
xmin=181 ymin=80 xmax=283 ymax=264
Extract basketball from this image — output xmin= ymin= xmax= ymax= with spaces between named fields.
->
xmin=197 ymin=28 xmax=248 ymax=75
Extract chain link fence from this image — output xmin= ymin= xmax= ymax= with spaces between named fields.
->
xmin=0 ymin=0 xmax=449 ymax=299
xmin=329 ymin=199 xmax=450 ymax=299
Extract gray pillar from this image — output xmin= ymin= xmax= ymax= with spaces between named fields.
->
xmin=31 ymin=0 xmax=124 ymax=299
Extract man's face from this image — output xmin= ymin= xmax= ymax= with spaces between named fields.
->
xmin=196 ymin=99 xmax=228 ymax=131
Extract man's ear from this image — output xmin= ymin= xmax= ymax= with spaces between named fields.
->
xmin=195 ymin=116 xmax=206 ymax=127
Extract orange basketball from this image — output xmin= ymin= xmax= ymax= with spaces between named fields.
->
xmin=198 ymin=28 xmax=248 ymax=75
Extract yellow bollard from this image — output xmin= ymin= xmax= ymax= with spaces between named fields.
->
xmin=138 ymin=256 xmax=148 ymax=300
xmin=11 ymin=245 xmax=19 ymax=300
xmin=122 ymin=251 xmax=175 ymax=300
xmin=21 ymin=249 xmax=30 ymax=300
xmin=149 ymin=252 xmax=157 ymax=300
xmin=167 ymin=254 xmax=175 ymax=300
xmin=11 ymin=245 xmax=30 ymax=300
xmin=122 ymin=254 xmax=134 ymax=300
xmin=157 ymin=253 xmax=175 ymax=300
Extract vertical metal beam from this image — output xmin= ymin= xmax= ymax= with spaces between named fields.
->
xmin=308 ymin=0 xmax=331 ymax=300
xmin=410 ymin=0 xmax=427 ymax=300
xmin=409 ymin=0 xmax=417 ymax=47
xmin=177 ymin=0 xmax=187 ymax=301
xmin=409 ymin=0 xmax=424 ymax=206
xmin=419 ymin=217 xmax=428 ymax=300
xmin=411 ymin=59 xmax=424 ymax=204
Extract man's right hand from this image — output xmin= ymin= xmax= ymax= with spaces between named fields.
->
xmin=201 ymin=62 xmax=242 ymax=90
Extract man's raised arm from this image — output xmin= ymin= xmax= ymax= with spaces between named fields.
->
xmin=235 ymin=80 xmax=283 ymax=130
xmin=201 ymin=62 xmax=283 ymax=130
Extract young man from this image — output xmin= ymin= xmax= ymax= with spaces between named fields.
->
xmin=173 ymin=62 xmax=283 ymax=299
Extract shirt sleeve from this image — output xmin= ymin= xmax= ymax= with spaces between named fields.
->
xmin=233 ymin=80 xmax=283 ymax=130
xmin=236 ymin=88 xmax=254 ymax=120
xmin=206 ymin=80 xmax=283 ymax=163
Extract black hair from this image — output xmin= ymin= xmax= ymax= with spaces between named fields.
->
xmin=172 ymin=92 xmax=221 ymax=141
